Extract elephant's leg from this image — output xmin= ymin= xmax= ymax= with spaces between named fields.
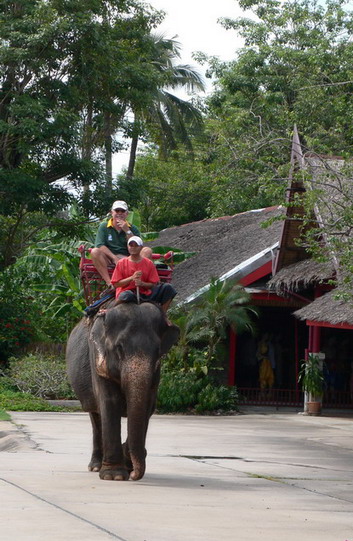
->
xmin=99 ymin=398 xmax=129 ymax=481
xmin=126 ymin=381 xmax=158 ymax=481
xmin=88 ymin=412 xmax=103 ymax=472
xmin=122 ymin=440 xmax=133 ymax=474
xmin=127 ymin=407 xmax=152 ymax=481
xmin=122 ymin=440 xmax=147 ymax=474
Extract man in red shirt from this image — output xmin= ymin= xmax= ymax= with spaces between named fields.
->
xmin=111 ymin=236 xmax=176 ymax=314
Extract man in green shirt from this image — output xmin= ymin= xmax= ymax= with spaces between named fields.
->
xmin=91 ymin=200 xmax=142 ymax=288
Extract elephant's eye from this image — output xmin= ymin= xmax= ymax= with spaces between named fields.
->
xmin=115 ymin=342 xmax=124 ymax=359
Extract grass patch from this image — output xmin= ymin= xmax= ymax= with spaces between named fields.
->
xmin=0 ymin=388 xmax=72 ymax=412
xmin=0 ymin=408 xmax=11 ymax=421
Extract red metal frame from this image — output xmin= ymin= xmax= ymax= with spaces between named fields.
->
xmin=238 ymin=387 xmax=353 ymax=409
xmin=78 ymin=246 xmax=174 ymax=305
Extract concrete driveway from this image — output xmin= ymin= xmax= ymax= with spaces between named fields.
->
xmin=1 ymin=408 xmax=353 ymax=541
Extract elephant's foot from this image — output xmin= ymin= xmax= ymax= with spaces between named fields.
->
xmin=99 ymin=462 xmax=129 ymax=481
xmin=128 ymin=452 xmax=146 ymax=481
xmin=129 ymin=468 xmax=145 ymax=481
xmin=88 ymin=460 xmax=101 ymax=472
xmin=88 ymin=454 xmax=102 ymax=472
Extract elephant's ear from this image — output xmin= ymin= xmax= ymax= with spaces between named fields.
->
xmin=89 ymin=316 xmax=109 ymax=378
xmin=160 ymin=324 xmax=180 ymax=356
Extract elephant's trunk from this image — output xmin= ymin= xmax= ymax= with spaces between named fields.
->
xmin=123 ymin=355 xmax=155 ymax=480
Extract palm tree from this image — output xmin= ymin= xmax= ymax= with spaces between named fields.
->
xmin=125 ymin=34 xmax=205 ymax=180
xmin=188 ymin=278 xmax=258 ymax=365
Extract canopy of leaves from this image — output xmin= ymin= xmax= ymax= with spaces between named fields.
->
xmin=192 ymin=0 xmax=353 ymax=216
xmin=0 ymin=0 xmax=161 ymax=207
xmin=118 ymin=149 xmax=212 ymax=231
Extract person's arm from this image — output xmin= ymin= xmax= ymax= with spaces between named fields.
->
xmin=134 ymin=259 xmax=159 ymax=289
xmin=94 ymin=222 xmax=107 ymax=248
xmin=130 ymin=224 xmax=141 ymax=237
xmin=134 ymin=275 xmax=155 ymax=289
xmin=95 ymin=223 xmax=122 ymax=263
xmin=114 ymin=270 xmax=142 ymax=289
xmin=115 ymin=217 xmax=135 ymax=238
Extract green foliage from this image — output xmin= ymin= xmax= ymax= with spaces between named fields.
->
xmin=216 ymin=0 xmax=353 ymax=153
xmin=122 ymin=151 xmax=212 ymax=231
xmin=157 ymin=281 xmax=253 ymax=413
xmin=157 ymin=370 xmax=205 ymax=412
xmin=0 ymin=0 xmax=168 ymax=257
xmin=188 ymin=279 xmax=257 ymax=364
xmin=0 ymin=272 xmax=39 ymax=362
xmin=123 ymin=33 xmax=205 ymax=180
xmin=0 ymin=372 xmax=71 ymax=412
xmin=19 ymin=236 xmax=86 ymax=318
xmin=298 ymin=161 xmax=353 ymax=299
xmin=157 ymin=369 xmax=239 ymax=413
xmin=0 ymin=386 xmax=66 ymax=412
xmin=195 ymin=384 xmax=239 ymax=414
xmin=5 ymin=353 xmax=76 ymax=400
xmin=184 ymin=0 xmax=353 ymax=218
xmin=298 ymin=354 xmax=325 ymax=399
xmin=0 ymin=317 xmax=34 ymax=361
xmin=4 ymin=211 xmax=100 ymax=342
xmin=0 ymin=408 xmax=10 ymax=421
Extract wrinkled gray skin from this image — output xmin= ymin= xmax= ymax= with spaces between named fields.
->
xmin=66 ymin=302 xmax=179 ymax=481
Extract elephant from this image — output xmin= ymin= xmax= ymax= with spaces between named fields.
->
xmin=66 ymin=301 xmax=179 ymax=481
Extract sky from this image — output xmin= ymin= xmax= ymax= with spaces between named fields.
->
xmin=113 ymin=0 xmax=244 ymax=174
xmin=149 ymin=0 xmax=243 ymax=86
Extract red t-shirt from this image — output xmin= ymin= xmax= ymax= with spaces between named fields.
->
xmin=111 ymin=257 xmax=160 ymax=299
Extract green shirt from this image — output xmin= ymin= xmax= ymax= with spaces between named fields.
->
xmin=95 ymin=219 xmax=140 ymax=256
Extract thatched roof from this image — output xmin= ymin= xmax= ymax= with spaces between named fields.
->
xmin=294 ymin=290 xmax=353 ymax=326
xmin=146 ymin=206 xmax=284 ymax=303
xmin=269 ymin=258 xmax=334 ymax=294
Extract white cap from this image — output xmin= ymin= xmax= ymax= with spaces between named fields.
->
xmin=127 ymin=236 xmax=143 ymax=246
xmin=111 ymin=200 xmax=128 ymax=211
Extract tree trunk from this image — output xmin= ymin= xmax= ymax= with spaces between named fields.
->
xmin=81 ymin=103 xmax=93 ymax=217
xmin=104 ymin=111 xmax=113 ymax=198
xmin=126 ymin=133 xmax=139 ymax=180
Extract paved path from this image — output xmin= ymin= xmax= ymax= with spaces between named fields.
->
xmin=1 ymin=408 xmax=353 ymax=541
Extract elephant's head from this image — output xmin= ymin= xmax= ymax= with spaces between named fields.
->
xmin=89 ymin=302 xmax=180 ymax=380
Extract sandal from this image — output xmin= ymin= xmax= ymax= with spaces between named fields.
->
xmin=100 ymin=284 xmax=115 ymax=298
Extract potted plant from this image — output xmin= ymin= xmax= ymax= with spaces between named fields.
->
xmin=298 ymin=353 xmax=324 ymax=415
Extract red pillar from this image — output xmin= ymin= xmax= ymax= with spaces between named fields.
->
xmin=295 ymin=319 xmax=299 ymax=393
xmin=228 ymin=329 xmax=237 ymax=386
xmin=311 ymin=325 xmax=321 ymax=353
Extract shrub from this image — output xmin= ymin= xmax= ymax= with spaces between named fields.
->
xmin=157 ymin=368 xmax=239 ymax=414
xmin=0 ymin=387 xmax=63 ymax=412
xmin=5 ymin=353 xmax=76 ymax=399
xmin=157 ymin=370 xmax=205 ymax=412
xmin=0 ymin=270 xmax=44 ymax=363
xmin=195 ymin=384 xmax=239 ymax=413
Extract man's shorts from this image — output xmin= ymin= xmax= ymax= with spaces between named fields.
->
xmin=118 ymin=283 xmax=176 ymax=305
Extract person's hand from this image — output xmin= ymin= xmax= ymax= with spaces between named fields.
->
xmin=132 ymin=271 xmax=142 ymax=282
xmin=116 ymin=217 xmax=128 ymax=230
